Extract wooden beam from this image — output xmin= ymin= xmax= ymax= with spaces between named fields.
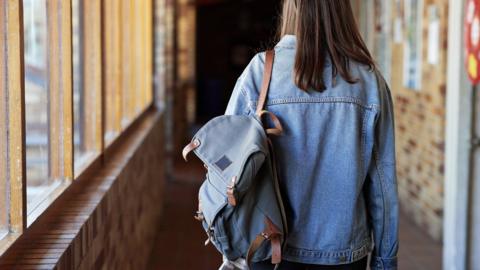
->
xmin=121 ymin=0 xmax=134 ymax=126
xmin=47 ymin=0 xmax=73 ymax=181
xmin=134 ymin=0 xmax=142 ymax=115
xmin=0 ymin=1 xmax=8 ymax=233
xmin=145 ymin=0 xmax=154 ymax=107
xmin=3 ymin=0 xmax=27 ymax=233
xmin=129 ymin=0 xmax=138 ymax=119
xmin=61 ymin=0 xmax=73 ymax=180
xmin=82 ymin=0 xmax=103 ymax=156
xmin=103 ymin=0 xmax=123 ymax=143
xmin=142 ymin=0 xmax=147 ymax=109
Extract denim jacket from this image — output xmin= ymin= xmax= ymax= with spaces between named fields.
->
xmin=225 ymin=35 xmax=399 ymax=270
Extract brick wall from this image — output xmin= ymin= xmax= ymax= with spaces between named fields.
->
xmin=0 ymin=110 xmax=166 ymax=269
xmin=361 ymin=0 xmax=448 ymax=240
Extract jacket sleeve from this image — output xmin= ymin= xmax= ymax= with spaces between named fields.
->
xmin=225 ymin=53 xmax=264 ymax=116
xmin=366 ymin=72 xmax=399 ymax=270
xmin=224 ymin=77 xmax=252 ymax=116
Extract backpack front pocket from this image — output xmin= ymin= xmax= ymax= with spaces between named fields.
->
xmin=198 ymin=174 xmax=244 ymax=260
xmin=198 ymin=177 xmax=227 ymax=227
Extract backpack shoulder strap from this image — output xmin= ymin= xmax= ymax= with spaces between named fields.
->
xmin=255 ymin=50 xmax=275 ymax=115
xmin=255 ymin=50 xmax=283 ymax=136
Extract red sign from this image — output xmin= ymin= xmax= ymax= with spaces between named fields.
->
xmin=466 ymin=0 xmax=480 ymax=84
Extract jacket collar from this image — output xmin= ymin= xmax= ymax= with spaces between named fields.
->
xmin=276 ymin=35 xmax=296 ymax=49
xmin=275 ymin=34 xmax=332 ymax=67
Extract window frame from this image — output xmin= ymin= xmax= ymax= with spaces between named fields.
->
xmin=0 ymin=0 xmax=158 ymax=254
xmin=73 ymin=0 xmax=103 ymax=176
xmin=0 ymin=1 xmax=8 ymax=238
xmin=25 ymin=0 xmax=74 ymax=225
xmin=104 ymin=0 xmax=124 ymax=146
xmin=0 ymin=0 xmax=27 ymax=253
xmin=46 ymin=0 xmax=74 ymax=182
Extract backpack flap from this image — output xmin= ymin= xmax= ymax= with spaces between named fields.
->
xmin=183 ymin=115 xmax=269 ymax=205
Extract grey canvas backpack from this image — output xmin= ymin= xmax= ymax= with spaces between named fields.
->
xmin=182 ymin=50 xmax=288 ymax=268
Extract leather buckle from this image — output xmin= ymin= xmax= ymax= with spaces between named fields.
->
xmin=226 ymin=176 xmax=237 ymax=206
xmin=194 ymin=211 xmax=204 ymax=221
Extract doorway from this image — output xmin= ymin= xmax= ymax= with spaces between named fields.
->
xmin=195 ymin=0 xmax=279 ymax=124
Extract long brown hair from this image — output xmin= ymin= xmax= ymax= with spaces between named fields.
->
xmin=279 ymin=0 xmax=375 ymax=91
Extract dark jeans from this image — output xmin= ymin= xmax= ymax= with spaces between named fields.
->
xmin=251 ymin=256 xmax=368 ymax=270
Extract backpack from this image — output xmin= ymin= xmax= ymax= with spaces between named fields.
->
xmin=182 ymin=50 xmax=288 ymax=268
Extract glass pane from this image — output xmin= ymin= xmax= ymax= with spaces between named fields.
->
xmin=72 ymin=0 xmax=99 ymax=168
xmin=24 ymin=0 xmax=60 ymax=213
xmin=0 ymin=3 xmax=8 ymax=237
xmin=72 ymin=0 xmax=86 ymax=166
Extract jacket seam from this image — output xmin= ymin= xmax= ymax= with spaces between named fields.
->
xmin=372 ymin=146 xmax=390 ymax=255
xmin=275 ymin=45 xmax=295 ymax=49
xmin=283 ymin=238 xmax=371 ymax=260
xmin=250 ymin=97 xmax=378 ymax=110
xmin=239 ymin=87 xmax=249 ymax=99
xmin=360 ymin=112 xmax=371 ymax=178
xmin=372 ymin=70 xmax=394 ymax=254
xmin=239 ymin=87 xmax=253 ymax=115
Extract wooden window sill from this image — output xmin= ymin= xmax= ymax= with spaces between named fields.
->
xmin=0 ymin=105 xmax=164 ymax=268
xmin=27 ymin=181 xmax=72 ymax=227
xmin=74 ymin=152 xmax=102 ymax=179
xmin=0 ymin=234 xmax=21 ymax=258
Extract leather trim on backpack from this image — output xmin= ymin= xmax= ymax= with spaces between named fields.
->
xmin=182 ymin=138 xmax=201 ymax=161
xmin=246 ymin=217 xmax=283 ymax=266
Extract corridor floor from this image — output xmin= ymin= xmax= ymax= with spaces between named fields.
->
xmin=147 ymin=160 xmax=443 ymax=270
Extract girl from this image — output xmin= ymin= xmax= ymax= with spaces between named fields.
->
xmin=225 ymin=0 xmax=399 ymax=269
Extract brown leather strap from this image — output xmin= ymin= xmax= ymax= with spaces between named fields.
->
xmin=265 ymin=217 xmax=282 ymax=264
xmin=257 ymin=110 xmax=283 ymax=136
xmin=246 ymin=234 xmax=267 ymax=266
xmin=226 ymin=176 xmax=237 ymax=206
xmin=256 ymin=50 xmax=275 ymax=115
xmin=267 ymin=138 xmax=288 ymax=236
xmin=246 ymin=217 xmax=283 ymax=267
xmin=182 ymin=139 xmax=200 ymax=161
xmin=270 ymin=235 xmax=282 ymax=264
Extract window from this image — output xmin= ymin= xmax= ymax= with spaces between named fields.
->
xmin=0 ymin=0 xmax=158 ymax=252
xmin=104 ymin=0 xmax=123 ymax=144
xmin=73 ymin=0 xmax=102 ymax=172
xmin=23 ymin=0 xmax=57 ymax=215
xmin=23 ymin=0 xmax=74 ymax=223
xmin=121 ymin=0 xmax=153 ymax=127
xmin=154 ymin=0 xmax=167 ymax=105
xmin=72 ymin=0 xmax=86 ymax=165
xmin=0 ymin=0 xmax=27 ymax=243
xmin=105 ymin=0 xmax=153 ymax=143
xmin=122 ymin=0 xmax=136 ymax=126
